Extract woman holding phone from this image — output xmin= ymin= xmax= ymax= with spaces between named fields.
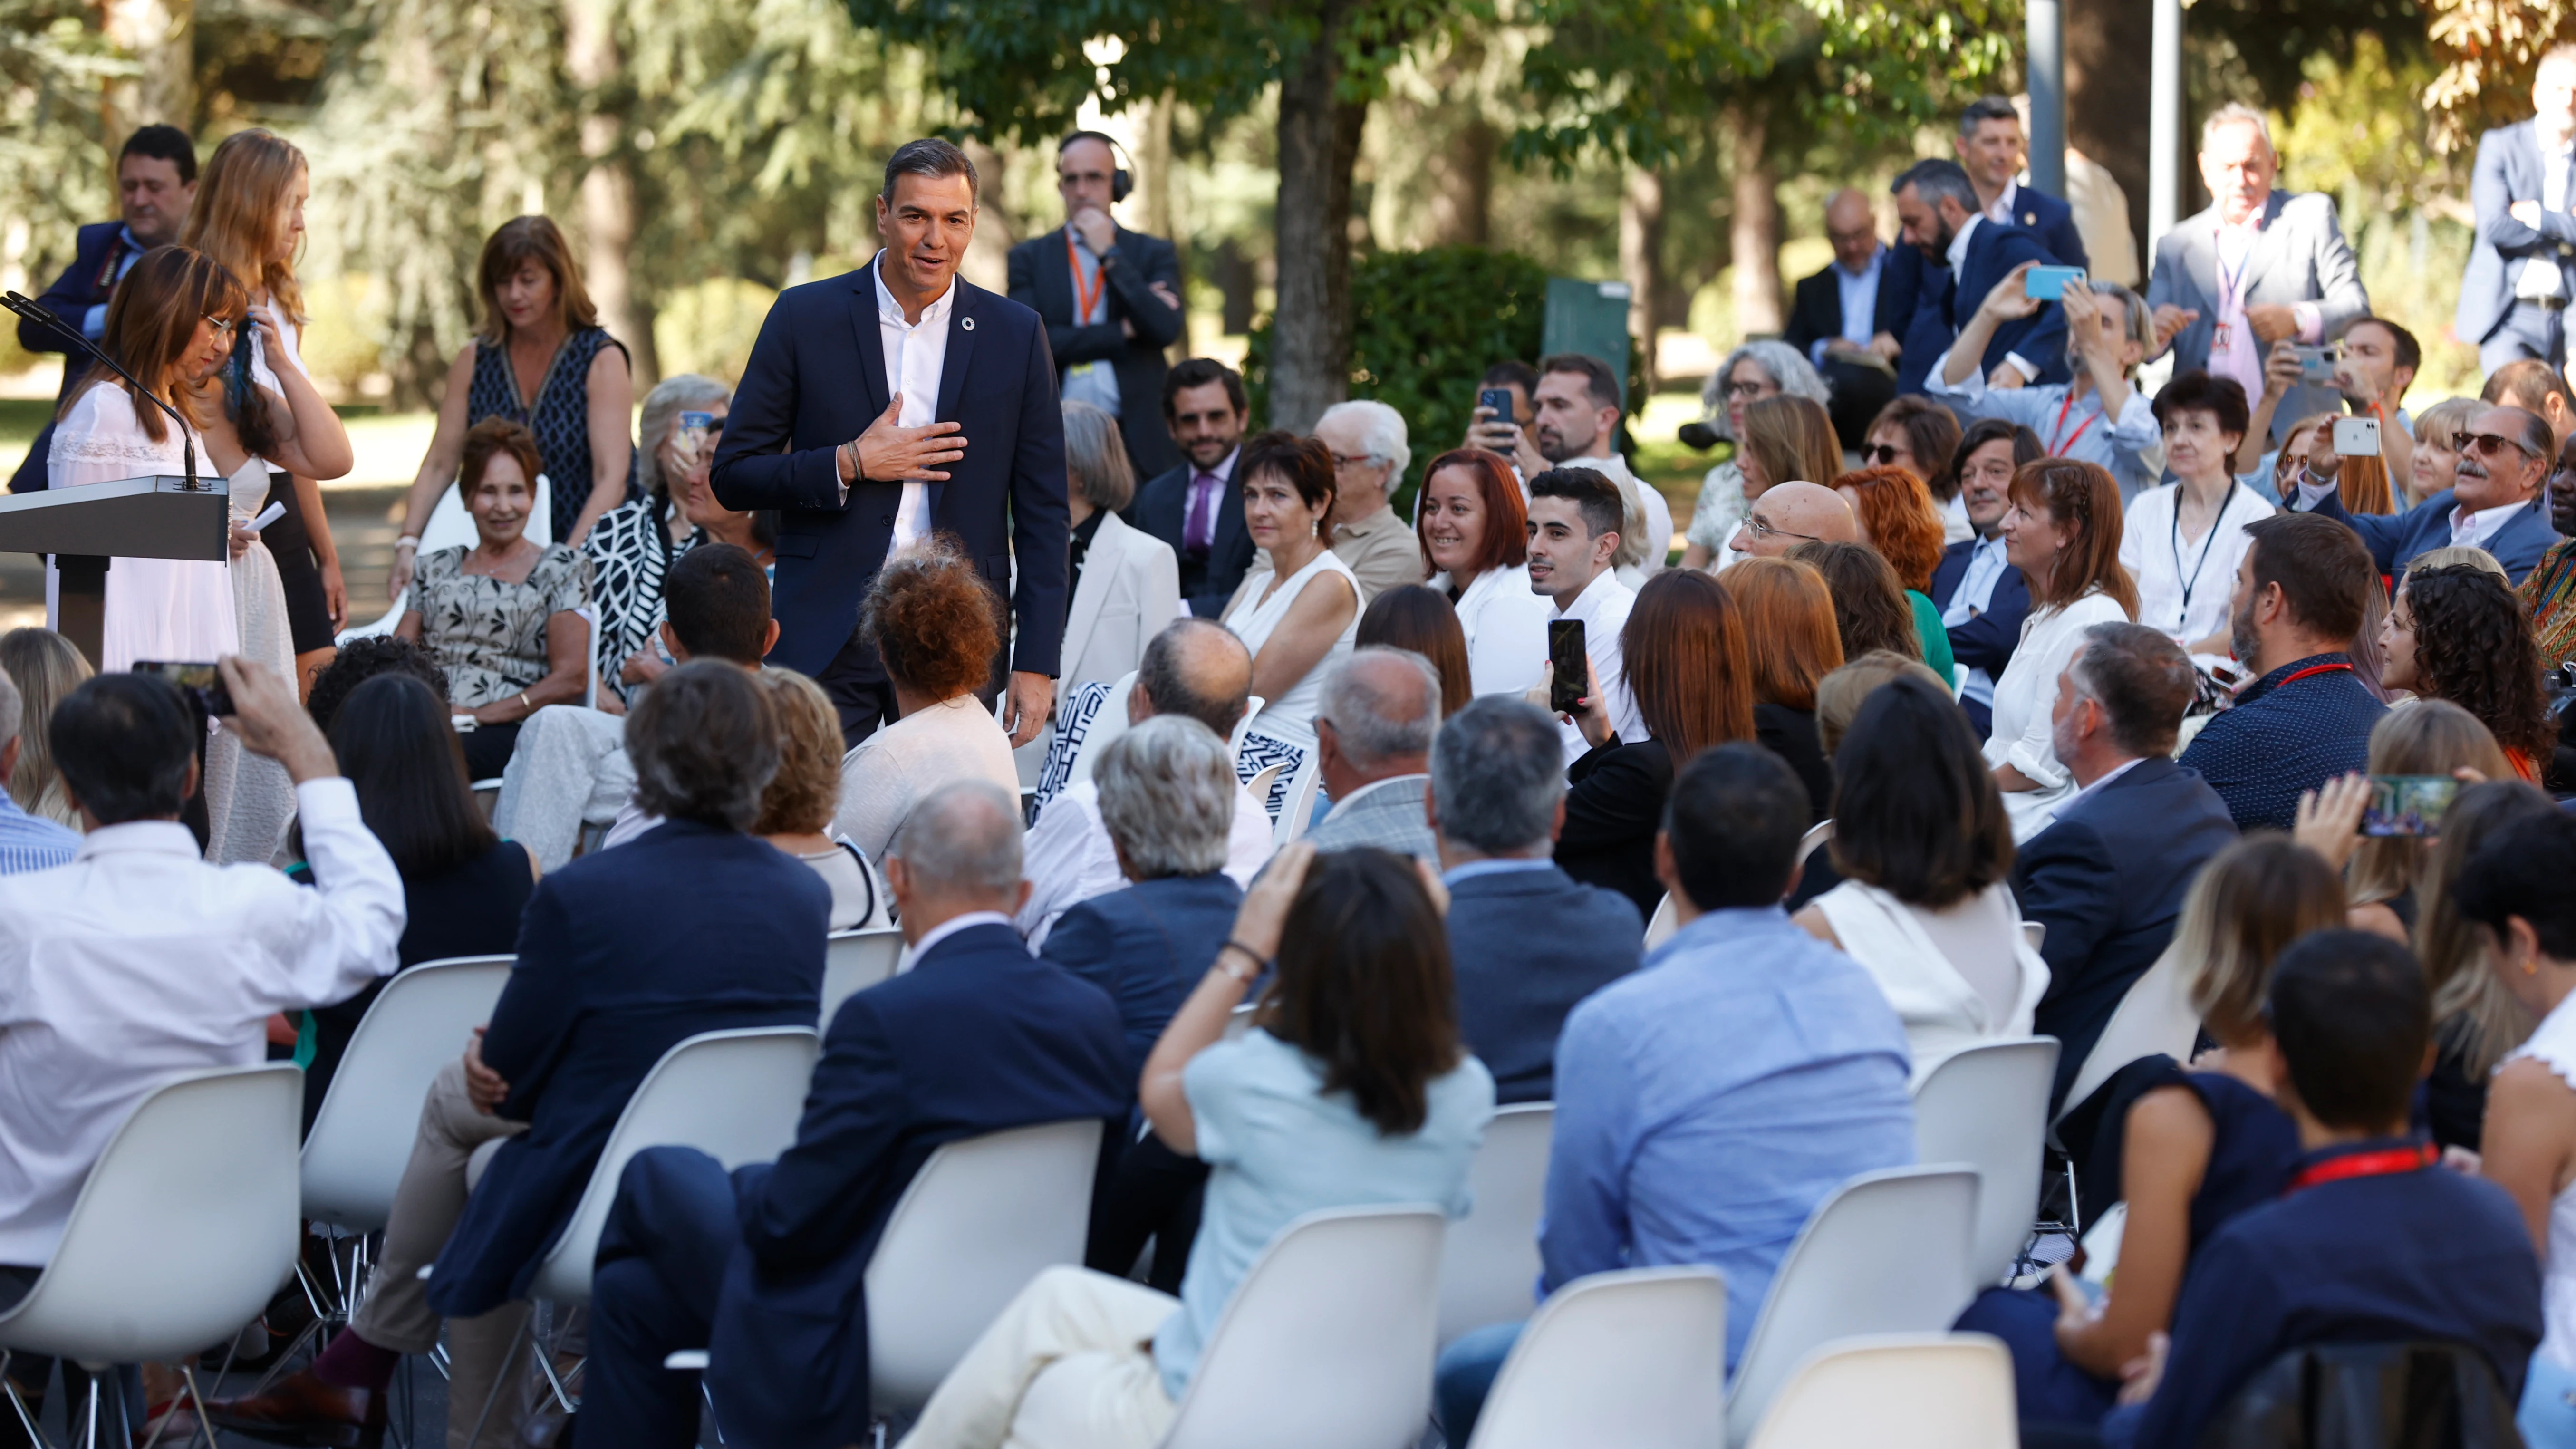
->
xmin=1930 ymin=262 xmax=2163 ymax=500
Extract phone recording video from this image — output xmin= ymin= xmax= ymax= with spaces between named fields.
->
xmin=1547 ymin=619 xmax=1588 ymax=716
xmin=2362 ymin=774 xmax=2458 ymax=837
xmin=133 ymin=660 xmax=234 ymax=718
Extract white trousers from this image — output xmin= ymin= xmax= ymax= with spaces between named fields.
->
xmin=491 ymin=705 xmax=632 ymax=870
xmin=897 ymin=1266 xmax=1180 ymax=1449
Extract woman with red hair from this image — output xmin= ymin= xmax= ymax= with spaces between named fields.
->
xmin=1418 ymin=446 xmax=1553 ymax=697
xmin=1834 ymin=465 xmax=1954 ymax=682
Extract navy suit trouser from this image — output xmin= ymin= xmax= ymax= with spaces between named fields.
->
xmin=578 ymin=1147 xmax=740 ymax=1449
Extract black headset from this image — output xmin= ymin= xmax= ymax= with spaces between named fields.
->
xmin=1059 ymin=129 xmax=1136 ymax=204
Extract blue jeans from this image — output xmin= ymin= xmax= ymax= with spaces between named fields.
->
xmin=2522 ymin=1349 xmax=2576 ymax=1449
xmin=1433 ymin=1322 xmax=1526 ymax=1445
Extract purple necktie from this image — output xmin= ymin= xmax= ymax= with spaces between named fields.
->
xmin=1183 ymin=472 xmax=1217 ymax=559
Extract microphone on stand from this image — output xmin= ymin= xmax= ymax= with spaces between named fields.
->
xmin=0 ymin=290 xmax=201 ymax=491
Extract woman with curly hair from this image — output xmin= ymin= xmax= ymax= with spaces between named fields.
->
xmin=2381 ymin=561 xmax=2557 ymax=780
xmin=832 ymin=539 xmax=1018 ymax=857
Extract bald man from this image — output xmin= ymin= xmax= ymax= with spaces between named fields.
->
xmin=1784 ymin=187 xmax=1908 ymax=448
xmin=1728 ymin=481 xmax=1860 ymax=560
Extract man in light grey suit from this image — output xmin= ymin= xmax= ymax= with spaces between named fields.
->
xmin=2146 ymin=103 xmax=2369 ymax=442
xmin=1303 ymin=647 xmax=1439 ymax=860
xmin=2462 ymin=46 xmax=2576 ymax=375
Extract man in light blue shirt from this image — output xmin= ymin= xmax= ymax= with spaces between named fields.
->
xmin=1432 ymin=743 xmax=1916 ymax=1443
xmin=0 ymin=668 xmax=77 ymax=875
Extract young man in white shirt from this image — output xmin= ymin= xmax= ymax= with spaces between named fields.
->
xmin=1532 ymin=354 xmax=1673 ymax=583
xmin=1524 ymin=467 xmax=1646 ymax=762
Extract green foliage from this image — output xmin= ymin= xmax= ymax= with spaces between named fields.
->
xmin=0 ymin=0 xmax=129 ymax=374
xmin=1245 ymin=244 xmax=1554 ymax=507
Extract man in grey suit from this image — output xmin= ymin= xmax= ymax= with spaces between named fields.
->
xmin=2146 ymin=103 xmax=2369 ymax=442
xmin=2462 ymin=46 xmax=2576 ymax=375
xmin=1305 ymin=647 xmax=1439 ymax=859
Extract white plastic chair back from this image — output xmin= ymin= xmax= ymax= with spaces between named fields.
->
xmin=526 ymin=1026 xmax=819 ymax=1307
xmin=1794 ymin=820 xmax=1834 ymax=870
xmin=0 ymin=1064 xmax=301 ymax=1368
xmin=1911 ymin=1037 xmax=2060 ymax=1285
xmin=1273 ymin=752 xmax=1324 ymax=846
xmin=1437 ymin=1102 xmax=1555 ymax=1344
xmin=1466 ymin=1267 xmax=1729 ymax=1449
xmin=866 ymin=1119 xmax=1106 ymax=1413
xmin=1643 ymin=894 xmax=1678 ymax=950
xmin=1067 ymin=669 xmax=1139 ymax=788
xmin=821 ymin=927 xmax=905 ymax=1024
xmin=1242 ymin=762 xmax=1285 ymax=812
xmin=302 ymin=956 xmax=515 ymax=1231
xmin=1226 ymin=696 xmax=1265 ymax=761
xmin=1743 ymin=1332 xmax=2016 ymax=1449
xmin=1158 ymin=1206 xmax=1447 ymax=1449
xmin=338 ymin=474 xmax=557 ymax=642
xmin=577 ymin=603 xmax=601 ymax=710
xmin=2057 ymin=941 xmax=2198 ymax=1122
xmin=1724 ymin=1166 xmax=1979 ymax=1446
xmin=2021 ymin=919 xmax=2045 ymax=953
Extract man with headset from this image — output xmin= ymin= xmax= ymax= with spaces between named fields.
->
xmin=1009 ymin=130 xmax=1188 ymax=477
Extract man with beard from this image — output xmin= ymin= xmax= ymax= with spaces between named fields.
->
xmin=1128 ymin=358 xmax=1256 ymax=617
xmin=2176 ymin=513 xmax=2384 ymax=831
xmin=1889 ymin=156 xmax=2070 ymax=394
xmin=2311 ymin=403 xmax=2562 ymax=584
xmin=1530 ymin=354 xmax=1672 ymax=582
xmin=2518 ymin=433 xmax=2576 ymax=672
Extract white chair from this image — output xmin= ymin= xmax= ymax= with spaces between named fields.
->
xmin=1724 ymin=1166 xmax=1979 ymax=1446
xmin=340 ymin=472 xmax=555 ymax=643
xmin=525 ymin=1027 xmax=820 ymax=1309
xmin=821 ymin=927 xmax=906 ymax=1023
xmin=2021 ymin=919 xmax=2045 ymax=953
xmin=1242 ymin=762 xmax=1286 ymax=815
xmin=1272 ymin=752 xmax=1324 ymax=845
xmin=1643 ymin=894 xmax=1678 ymax=949
xmin=0 ymin=1064 xmax=302 ymax=1445
xmin=1912 ymin=1037 xmax=2061 ymax=1285
xmin=1225 ymin=696 xmax=1266 ymax=761
xmin=1793 ymin=820 xmax=1834 ymax=870
xmin=302 ymin=956 xmax=515 ymax=1233
xmin=1743 ymin=1332 xmax=2016 ymax=1449
xmin=1067 ymin=669 xmax=1140 ymax=788
xmin=1223 ymin=1001 xmax=1258 ymax=1041
xmin=1437 ymin=1102 xmax=1555 ymax=1345
xmin=1466 ymin=1267 xmax=1729 ymax=1449
xmin=1145 ymin=1206 xmax=1447 ymax=1449
xmin=577 ymin=602 xmax=602 ymax=711
xmin=2056 ymin=941 xmax=2198 ymax=1126
xmin=866 ymin=1120 xmax=1107 ymax=1415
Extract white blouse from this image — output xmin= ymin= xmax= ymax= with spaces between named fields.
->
xmin=48 ymin=383 xmax=239 ymax=674
xmin=1222 ymin=547 xmax=1360 ymax=745
xmin=833 ymin=695 xmax=1021 ymax=860
xmin=1984 ymin=589 xmax=2131 ymax=840
xmin=1431 ymin=563 xmax=1554 ymax=699
xmin=2511 ymin=990 xmax=2576 ymax=1373
xmin=2118 ymin=481 xmax=2275 ymax=649
xmin=1813 ymin=879 xmax=2050 ymax=1086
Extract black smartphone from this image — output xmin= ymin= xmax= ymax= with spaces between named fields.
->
xmin=1547 ymin=619 xmax=1587 ymax=715
xmin=133 ymin=660 xmax=233 ymax=717
xmin=1479 ymin=387 xmax=1515 ymax=426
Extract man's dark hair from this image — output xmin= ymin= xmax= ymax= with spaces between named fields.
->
xmin=2456 ymin=810 xmax=2576 ymax=963
xmin=328 ymin=674 xmax=496 ymax=876
xmin=2151 ymin=369 xmax=2252 ymax=440
xmin=881 ymin=137 xmax=977 ymax=205
xmin=1957 ymin=95 xmax=2019 ymax=135
xmin=1162 ymin=357 xmax=1247 ymax=421
xmin=2242 ymin=512 xmax=2372 ymax=642
xmin=1538 ymin=353 xmax=1621 ymax=413
xmin=2483 ymin=359 xmax=2575 ymax=421
xmin=120 ymin=124 xmax=197 ymax=185
xmin=1138 ymin=617 xmax=1252 ymax=741
xmin=1829 ymin=676 xmax=2012 ymax=908
xmin=1527 ymin=466 xmax=1624 ymax=541
xmin=2267 ymin=930 xmax=2431 ymax=1134
xmin=1891 ymin=157 xmax=1979 ymax=213
xmin=2344 ymin=316 xmax=2421 ymax=377
xmin=665 ymin=542 xmax=773 ymax=664
xmin=2068 ymin=621 xmax=2196 ymax=758
xmin=1663 ymin=742 xmax=1812 ymax=911
xmin=1481 ymin=360 xmax=1539 ymax=396
xmin=306 ymin=635 xmax=450 ymax=734
xmin=51 ymin=674 xmax=197 ymax=825
xmin=625 ymin=661 xmax=780 ymax=831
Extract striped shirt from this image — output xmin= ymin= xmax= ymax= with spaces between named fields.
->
xmin=0 ymin=791 xmax=77 ymax=876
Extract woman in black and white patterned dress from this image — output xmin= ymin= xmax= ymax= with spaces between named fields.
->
xmin=581 ymin=373 xmax=738 ymax=705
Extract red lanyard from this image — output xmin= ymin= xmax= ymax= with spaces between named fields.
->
xmin=2050 ymin=392 xmax=2099 ymax=455
xmin=2273 ymin=661 xmax=2355 ymax=689
xmin=1066 ymin=231 xmax=1105 ymax=324
xmin=2287 ymin=1142 xmax=2436 ymax=1195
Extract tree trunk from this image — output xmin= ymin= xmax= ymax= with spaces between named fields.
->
xmin=1268 ymin=0 xmax=1369 ymax=432
xmin=563 ymin=0 xmax=656 ymax=388
xmin=1621 ymin=167 xmax=1665 ymax=396
xmin=1727 ymin=103 xmax=1783 ymax=338
xmin=1427 ymin=34 xmax=1494 ymax=247
xmin=2065 ymin=0 xmax=2154 ymax=274
xmin=100 ymin=0 xmax=194 ymax=137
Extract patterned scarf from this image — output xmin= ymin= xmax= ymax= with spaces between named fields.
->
xmin=2520 ymin=539 xmax=2576 ymax=672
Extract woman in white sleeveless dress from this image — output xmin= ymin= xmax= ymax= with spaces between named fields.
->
xmin=1218 ymin=432 xmax=1360 ymax=749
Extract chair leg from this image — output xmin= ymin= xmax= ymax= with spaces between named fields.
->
xmin=0 ymin=1352 xmax=52 ymax=1449
xmin=463 ymin=1312 xmax=532 ymax=1449
xmin=77 ymin=1373 xmax=95 ymax=1449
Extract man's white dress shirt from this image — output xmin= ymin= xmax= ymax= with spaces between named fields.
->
xmin=1016 ymin=777 xmax=1275 ymax=947
xmin=0 ymin=780 xmax=405 ymax=1264
xmin=1941 ymin=532 xmax=2013 ymax=711
xmin=1552 ymin=569 xmax=1646 ymax=763
xmin=870 ymin=252 xmax=956 ymax=551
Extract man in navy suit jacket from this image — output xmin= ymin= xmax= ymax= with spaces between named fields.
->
xmin=711 ymin=139 xmax=1070 ymax=748
xmin=2011 ymin=625 xmax=2237 ymax=1111
xmin=2310 ymin=403 xmax=2566 ymax=585
xmin=579 ymin=781 xmax=1129 ymax=1449
xmin=1891 ymin=158 xmax=2070 ymax=393
xmin=1955 ymin=96 xmax=2090 ymax=274
xmin=1126 ymin=359 xmax=1257 ymax=616
xmin=1432 ymin=697 xmax=1642 ymax=1105
xmin=10 ymin=125 xmax=196 ymax=493
xmin=1929 ymin=454 xmax=2033 ymax=737
xmin=2460 ymin=54 xmax=2576 ymax=374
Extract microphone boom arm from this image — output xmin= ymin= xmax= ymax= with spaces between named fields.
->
xmin=0 ymin=290 xmax=200 ymax=490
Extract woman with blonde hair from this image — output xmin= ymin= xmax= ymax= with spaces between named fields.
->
xmin=2295 ymin=700 xmax=2514 ymax=942
xmin=1737 ymin=394 xmax=1845 ymax=512
xmin=0 ymin=628 xmax=90 ymax=828
xmin=753 ymin=668 xmax=888 ymax=931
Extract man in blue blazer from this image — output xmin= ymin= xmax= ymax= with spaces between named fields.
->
xmin=1431 ymin=697 xmax=1641 ymax=1105
xmin=579 ymin=781 xmax=1129 ymax=1449
xmin=711 ymin=139 xmax=1070 ymax=748
xmin=2013 ymin=625 xmax=2238 ymax=1112
xmin=1891 ymin=158 xmax=2070 ymax=392
xmin=10 ymin=124 xmax=196 ymax=493
xmin=1955 ymin=96 xmax=2090 ymax=274
xmin=2310 ymin=403 xmax=2566 ymax=584
xmin=1929 ymin=447 xmax=2033 ymax=737
xmin=2461 ymin=51 xmax=2576 ymax=374
xmin=1126 ymin=359 xmax=1256 ymax=617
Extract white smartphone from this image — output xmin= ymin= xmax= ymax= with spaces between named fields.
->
xmin=2332 ymin=415 xmax=2382 ymax=457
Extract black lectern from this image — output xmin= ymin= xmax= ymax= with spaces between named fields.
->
xmin=0 ymin=474 xmax=230 ymax=668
